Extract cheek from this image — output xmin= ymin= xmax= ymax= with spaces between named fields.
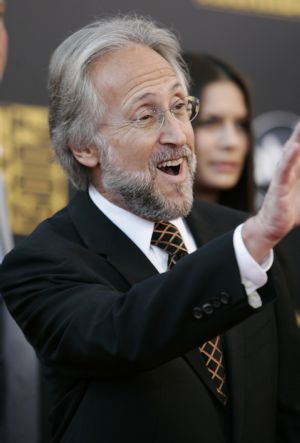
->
xmin=194 ymin=131 xmax=216 ymax=161
xmin=237 ymin=135 xmax=250 ymax=162
xmin=108 ymin=130 xmax=154 ymax=170
xmin=185 ymin=123 xmax=195 ymax=149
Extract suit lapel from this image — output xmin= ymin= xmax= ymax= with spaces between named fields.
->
xmin=183 ymin=348 xmax=226 ymax=404
xmin=67 ymin=191 xmax=158 ymax=285
xmin=183 ymin=328 xmax=246 ymax=417
xmin=185 ymin=202 xmax=217 ymax=245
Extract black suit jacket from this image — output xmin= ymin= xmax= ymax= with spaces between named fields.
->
xmin=0 ymin=191 xmax=299 ymax=443
xmin=0 ymin=176 xmax=40 ymax=443
xmin=277 ymin=227 xmax=300 ymax=311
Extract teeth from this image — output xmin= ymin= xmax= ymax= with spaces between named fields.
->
xmin=158 ymin=158 xmax=182 ymax=168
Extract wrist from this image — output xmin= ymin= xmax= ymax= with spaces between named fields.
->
xmin=242 ymin=216 xmax=277 ymax=264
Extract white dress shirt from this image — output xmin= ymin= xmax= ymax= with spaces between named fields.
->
xmin=89 ymin=185 xmax=273 ymax=309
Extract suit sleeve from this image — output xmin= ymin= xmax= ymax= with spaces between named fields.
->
xmin=0 ymin=222 xmax=276 ymax=378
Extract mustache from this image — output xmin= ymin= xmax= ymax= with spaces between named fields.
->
xmin=150 ymin=145 xmax=193 ymax=165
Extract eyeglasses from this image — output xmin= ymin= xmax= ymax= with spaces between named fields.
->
xmin=103 ymin=96 xmax=200 ymax=132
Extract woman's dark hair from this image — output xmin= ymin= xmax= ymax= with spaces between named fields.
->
xmin=184 ymin=53 xmax=254 ymax=212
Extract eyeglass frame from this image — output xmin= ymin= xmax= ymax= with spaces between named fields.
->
xmin=101 ymin=95 xmax=200 ymax=132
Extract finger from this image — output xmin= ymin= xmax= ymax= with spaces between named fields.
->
xmin=285 ymin=119 xmax=300 ymax=146
xmin=279 ymin=141 xmax=300 ymax=186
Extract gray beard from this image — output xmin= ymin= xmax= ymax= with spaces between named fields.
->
xmin=99 ymin=143 xmax=196 ymax=221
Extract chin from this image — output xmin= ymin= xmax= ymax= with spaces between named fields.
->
xmin=208 ymin=177 xmax=239 ymax=190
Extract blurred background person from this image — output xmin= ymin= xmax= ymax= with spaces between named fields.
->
xmin=184 ymin=53 xmax=254 ymax=212
xmin=0 ymin=0 xmax=12 ymax=255
xmin=185 ymin=52 xmax=300 ymax=325
xmin=0 ymin=1 xmax=40 ymax=442
xmin=0 ymin=0 xmax=9 ymax=437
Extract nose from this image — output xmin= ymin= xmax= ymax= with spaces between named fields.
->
xmin=219 ymin=122 xmax=240 ymax=150
xmin=158 ymin=110 xmax=189 ymax=147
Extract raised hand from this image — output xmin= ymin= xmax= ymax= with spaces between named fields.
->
xmin=242 ymin=120 xmax=300 ymax=263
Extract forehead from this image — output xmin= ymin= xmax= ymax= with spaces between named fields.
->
xmin=202 ymin=81 xmax=247 ymax=113
xmin=90 ymin=45 xmax=183 ymax=107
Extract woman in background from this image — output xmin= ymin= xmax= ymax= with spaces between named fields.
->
xmin=184 ymin=53 xmax=254 ymax=212
xmin=185 ymin=53 xmax=300 ymax=325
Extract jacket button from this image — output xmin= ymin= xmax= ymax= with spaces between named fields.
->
xmin=220 ymin=292 xmax=231 ymax=305
xmin=202 ymin=303 xmax=214 ymax=315
xmin=211 ymin=298 xmax=222 ymax=309
xmin=193 ymin=307 xmax=203 ymax=319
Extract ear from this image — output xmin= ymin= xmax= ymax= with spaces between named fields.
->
xmin=71 ymin=146 xmax=99 ymax=168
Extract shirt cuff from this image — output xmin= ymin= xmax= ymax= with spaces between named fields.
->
xmin=233 ymin=224 xmax=274 ymax=309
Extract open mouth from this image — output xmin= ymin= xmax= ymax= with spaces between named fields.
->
xmin=157 ymin=158 xmax=182 ymax=176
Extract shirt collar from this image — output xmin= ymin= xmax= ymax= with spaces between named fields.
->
xmin=89 ymin=185 xmax=155 ymax=257
xmin=88 ymin=185 xmax=196 ymax=254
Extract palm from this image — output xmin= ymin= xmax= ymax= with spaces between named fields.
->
xmin=258 ymin=122 xmax=300 ymax=242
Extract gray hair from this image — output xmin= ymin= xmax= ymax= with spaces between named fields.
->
xmin=48 ymin=14 xmax=190 ymax=189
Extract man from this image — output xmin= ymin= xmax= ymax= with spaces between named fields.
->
xmin=0 ymin=15 xmax=300 ymax=443
xmin=0 ymin=2 xmax=40 ymax=442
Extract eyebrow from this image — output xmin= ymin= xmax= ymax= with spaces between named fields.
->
xmin=130 ymin=82 xmax=184 ymax=106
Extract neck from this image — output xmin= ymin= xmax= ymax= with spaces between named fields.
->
xmin=193 ymin=186 xmax=220 ymax=203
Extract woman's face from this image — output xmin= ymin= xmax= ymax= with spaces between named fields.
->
xmin=193 ymin=80 xmax=250 ymax=200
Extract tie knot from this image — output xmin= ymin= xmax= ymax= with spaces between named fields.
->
xmin=151 ymin=221 xmax=188 ymax=261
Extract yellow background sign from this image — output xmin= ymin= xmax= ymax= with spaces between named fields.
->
xmin=195 ymin=0 xmax=300 ymax=18
xmin=0 ymin=103 xmax=68 ymax=236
